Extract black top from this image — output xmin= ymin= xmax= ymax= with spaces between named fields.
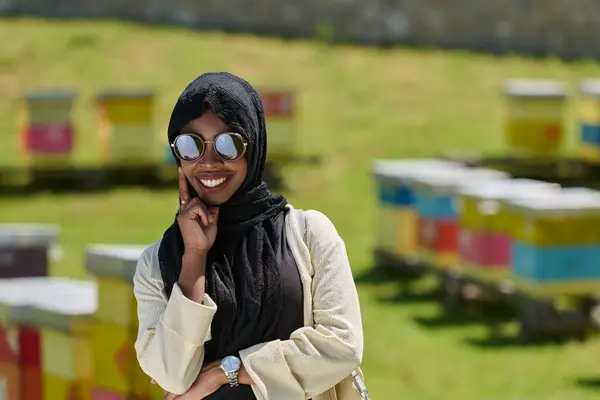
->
xmin=206 ymin=210 xmax=304 ymax=399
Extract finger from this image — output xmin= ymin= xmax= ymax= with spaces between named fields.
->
xmin=151 ymin=379 xmax=156 ymax=384
xmin=164 ymin=392 xmax=178 ymax=400
xmin=208 ymin=207 xmax=219 ymax=224
xmin=182 ymin=197 xmax=210 ymax=226
xmin=178 ymin=168 xmax=190 ymax=204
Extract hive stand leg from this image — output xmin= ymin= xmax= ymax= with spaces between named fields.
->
xmin=570 ymin=297 xmax=595 ymax=342
xmin=440 ymin=272 xmax=465 ymax=313
xmin=372 ymin=249 xmax=396 ymax=277
xmin=517 ymin=297 xmax=553 ymax=344
xmin=589 ymin=297 xmax=600 ymax=330
xmin=515 ymin=295 xmax=587 ymax=344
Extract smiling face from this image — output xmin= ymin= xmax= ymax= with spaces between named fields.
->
xmin=177 ymin=107 xmax=248 ymax=206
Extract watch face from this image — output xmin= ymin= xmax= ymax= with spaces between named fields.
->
xmin=221 ymin=356 xmax=241 ymax=373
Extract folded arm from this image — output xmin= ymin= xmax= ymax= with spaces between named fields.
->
xmin=133 ymin=244 xmax=217 ymax=395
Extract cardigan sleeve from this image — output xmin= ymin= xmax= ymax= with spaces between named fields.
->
xmin=132 ymin=242 xmax=218 ymax=395
xmin=239 ymin=210 xmax=364 ymax=400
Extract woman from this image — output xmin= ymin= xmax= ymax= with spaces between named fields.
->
xmin=133 ymin=72 xmax=365 ymax=400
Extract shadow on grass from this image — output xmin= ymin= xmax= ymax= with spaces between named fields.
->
xmin=377 ymin=286 xmax=441 ymax=304
xmin=463 ymin=335 xmax=553 ymax=349
xmin=573 ymin=377 xmax=600 ymax=391
xmin=463 ymin=324 xmax=589 ymax=349
xmin=413 ymin=311 xmax=489 ymax=329
xmin=414 ymin=303 xmax=514 ymax=330
xmin=353 ymin=266 xmax=398 ymax=285
xmin=354 ymin=266 xmax=442 ymax=305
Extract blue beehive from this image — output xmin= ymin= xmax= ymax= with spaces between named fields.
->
xmin=371 ymin=159 xmax=462 ymax=258
xmin=507 ymin=190 xmax=600 ymax=296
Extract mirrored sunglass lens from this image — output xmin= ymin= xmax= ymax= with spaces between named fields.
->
xmin=175 ymin=135 xmax=203 ymax=160
xmin=215 ymin=134 xmax=245 ymax=160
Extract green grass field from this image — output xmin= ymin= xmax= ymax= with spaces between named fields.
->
xmin=3 ymin=18 xmax=600 ymax=399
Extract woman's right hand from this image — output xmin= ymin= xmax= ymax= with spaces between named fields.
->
xmin=176 ymin=168 xmax=219 ymax=255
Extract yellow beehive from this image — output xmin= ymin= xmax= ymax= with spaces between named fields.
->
xmin=96 ymin=89 xmax=156 ymax=166
xmin=84 ymin=244 xmax=152 ymax=398
xmin=456 ymin=179 xmax=561 ymax=279
xmin=24 ymin=281 xmax=97 ymax=400
xmin=579 ymin=79 xmax=600 ymax=163
xmin=503 ymin=79 xmax=567 ymax=157
xmin=507 ymin=189 xmax=600 ymax=246
xmin=458 ymin=179 xmax=560 ymax=232
xmin=505 ymin=190 xmax=600 ymax=296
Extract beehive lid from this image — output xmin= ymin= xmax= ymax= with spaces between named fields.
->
xmin=0 ymin=277 xmax=93 ymax=326
xmin=0 ymin=224 xmax=60 ymax=248
xmin=24 ymin=89 xmax=77 ymax=101
xmin=560 ymin=187 xmax=600 ymax=199
xmin=84 ymin=244 xmax=148 ymax=282
xmin=458 ymin=178 xmax=560 ymax=200
xmin=372 ymin=159 xmax=465 ymax=184
xmin=96 ymin=88 xmax=155 ymax=100
xmin=503 ymin=79 xmax=567 ymax=98
xmin=507 ymin=192 xmax=600 ymax=216
xmin=414 ymin=168 xmax=510 ymax=194
xmin=27 ymin=285 xmax=97 ymax=333
xmin=579 ymin=79 xmax=600 ymax=97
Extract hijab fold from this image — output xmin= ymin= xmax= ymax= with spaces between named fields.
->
xmin=158 ymin=72 xmax=288 ymax=361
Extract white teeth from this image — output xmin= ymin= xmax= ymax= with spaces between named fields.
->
xmin=200 ymin=177 xmax=227 ymax=188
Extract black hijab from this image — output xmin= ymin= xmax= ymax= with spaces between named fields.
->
xmin=158 ymin=72 xmax=288 ymax=362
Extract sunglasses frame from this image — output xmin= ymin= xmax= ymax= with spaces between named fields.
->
xmin=171 ymin=132 xmax=248 ymax=162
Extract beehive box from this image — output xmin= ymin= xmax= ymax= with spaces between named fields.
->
xmin=260 ymin=90 xmax=296 ymax=163
xmin=578 ymin=79 xmax=600 ymax=162
xmin=506 ymin=191 xmax=600 ymax=296
xmin=412 ymin=168 xmax=510 ymax=268
xmin=456 ymin=179 xmax=560 ymax=280
xmin=372 ymin=159 xmax=463 ymax=261
xmin=19 ymin=89 xmax=77 ymax=167
xmin=503 ymin=79 xmax=567 ymax=156
xmin=33 ymin=282 xmax=97 ymax=400
xmin=30 ymin=286 xmax=97 ymax=400
xmin=0 ymin=223 xmax=60 ymax=278
xmin=96 ymin=89 xmax=156 ymax=166
xmin=0 ymin=277 xmax=96 ymax=400
xmin=84 ymin=244 xmax=152 ymax=399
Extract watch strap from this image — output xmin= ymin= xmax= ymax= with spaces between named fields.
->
xmin=225 ymin=370 xmax=239 ymax=387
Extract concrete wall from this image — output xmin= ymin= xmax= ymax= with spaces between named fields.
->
xmin=2 ymin=0 xmax=599 ymax=60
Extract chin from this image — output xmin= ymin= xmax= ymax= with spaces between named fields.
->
xmin=199 ymin=192 xmax=233 ymax=206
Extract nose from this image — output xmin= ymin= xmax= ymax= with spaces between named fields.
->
xmin=199 ymin=141 xmax=223 ymax=166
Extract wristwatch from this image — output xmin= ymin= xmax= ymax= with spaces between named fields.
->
xmin=220 ymin=355 xmax=241 ymax=387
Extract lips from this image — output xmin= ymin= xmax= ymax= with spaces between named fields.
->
xmin=195 ymin=172 xmax=234 ymax=180
xmin=194 ymin=172 xmax=234 ymax=191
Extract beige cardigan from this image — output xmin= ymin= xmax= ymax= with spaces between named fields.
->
xmin=133 ymin=205 xmax=364 ymax=400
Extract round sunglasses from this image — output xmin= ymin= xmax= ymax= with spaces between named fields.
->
xmin=171 ymin=132 xmax=248 ymax=162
